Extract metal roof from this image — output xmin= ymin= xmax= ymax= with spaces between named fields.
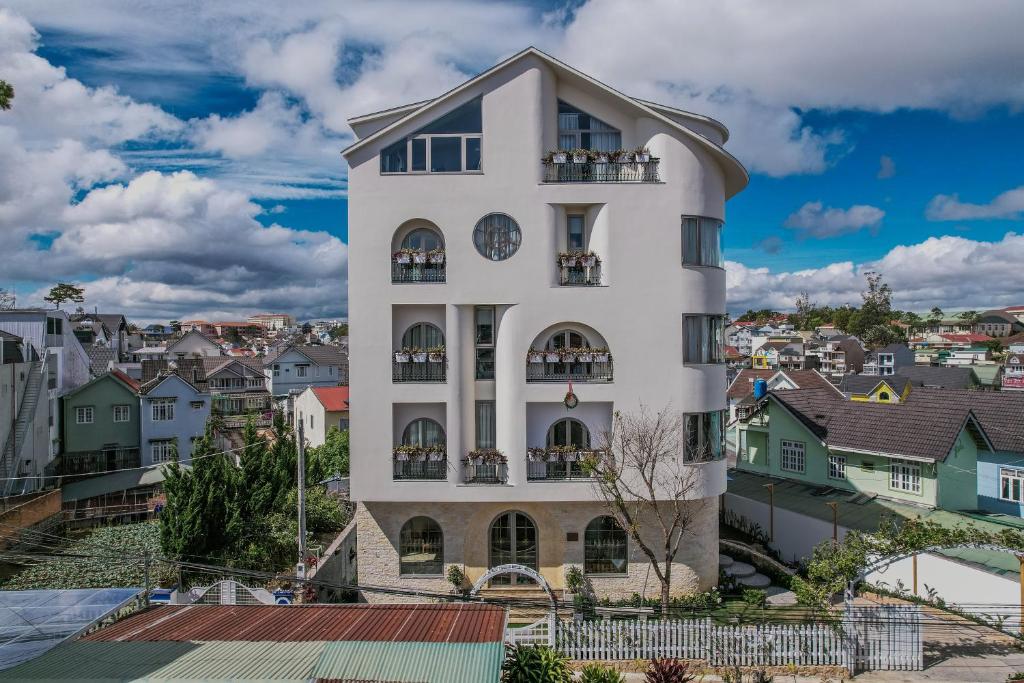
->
xmin=61 ymin=466 xmax=165 ymax=503
xmin=312 ymin=640 xmax=503 ymax=683
xmin=84 ymin=603 xmax=505 ymax=643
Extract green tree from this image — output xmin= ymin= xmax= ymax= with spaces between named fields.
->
xmin=928 ymin=306 xmax=944 ymax=326
xmin=0 ymin=80 xmax=12 ymax=111
xmin=901 ymin=311 xmax=925 ymax=334
xmin=848 ymin=271 xmax=893 ymax=336
xmin=328 ymin=324 xmax=348 ymax=339
xmin=831 ymin=305 xmax=855 ymax=333
xmin=308 ymin=427 xmax=349 ymax=479
xmin=957 ymin=310 xmax=981 ymax=327
xmin=169 ymin=320 xmax=182 ymax=333
xmin=735 ymin=309 xmax=781 ymax=324
xmin=43 ymin=282 xmax=85 ymax=309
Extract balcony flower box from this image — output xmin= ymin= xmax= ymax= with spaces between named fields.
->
xmin=466 ymin=449 xmax=506 ymax=465
xmin=427 ymin=450 xmax=445 ymax=462
xmin=580 ymin=254 xmax=597 ymax=268
xmin=551 ymin=152 xmax=567 ymax=164
xmin=528 ymin=351 xmax=545 ymax=364
xmin=593 ymin=153 xmax=609 ymax=164
xmin=527 ymin=447 xmax=546 ymax=462
xmin=559 ymin=351 xmax=577 ymax=363
xmin=428 ymin=251 xmax=445 ymax=264
xmin=544 ymin=352 xmax=561 ymax=363
xmin=577 ymin=352 xmax=594 ymax=363
xmin=394 ymin=252 xmax=411 ymax=264
xmin=394 ymin=351 xmax=411 ymax=363
xmin=634 ymin=148 xmax=651 ymax=163
xmin=615 ymin=152 xmax=632 ymax=163
xmin=559 ymin=254 xmax=578 ymax=268
xmin=412 ymin=351 xmax=428 ymax=363
xmin=593 ymin=351 xmax=609 ymax=363
xmin=412 ymin=252 xmax=428 ymax=264
xmin=428 ymin=352 xmax=445 ymax=363
xmin=571 ymin=150 xmax=588 ymax=164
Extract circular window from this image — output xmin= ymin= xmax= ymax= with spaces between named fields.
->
xmin=473 ymin=213 xmax=521 ymax=261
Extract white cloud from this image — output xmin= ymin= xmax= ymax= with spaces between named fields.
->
xmin=877 ymin=155 xmax=896 ymax=179
xmin=727 ymin=232 xmax=1024 ymax=314
xmin=926 ymin=186 xmax=1024 ymax=221
xmin=783 ymin=202 xmax=885 ymax=239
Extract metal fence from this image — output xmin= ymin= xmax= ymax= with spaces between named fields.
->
xmin=525 ymin=359 xmax=613 ymax=383
xmin=559 ymin=265 xmax=602 ymax=286
xmin=542 ymin=159 xmax=660 ymax=183
xmin=393 ymin=458 xmax=448 ymax=481
xmin=393 ymin=360 xmax=447 ymax=383
xmin=391 ymin=262 xmax=445 ymax=283
xmin=463 ymin=462 xmax=507 ymax=484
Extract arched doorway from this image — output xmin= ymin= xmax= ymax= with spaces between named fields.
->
xmin=546 ymin=417 xmax=590 ymax=479
xmin=489 ymin=511 xmax=538 ymax=586
xmin=401 ymin=322 xmax=444 ymax=349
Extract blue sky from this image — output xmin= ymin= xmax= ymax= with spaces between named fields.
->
xmin=1 ymin=1 xmax=1023 ymax=322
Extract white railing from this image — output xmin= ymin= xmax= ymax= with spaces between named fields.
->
xmin=507 ymin=614 xmax=555 ymax=647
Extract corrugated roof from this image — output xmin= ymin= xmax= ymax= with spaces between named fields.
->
xmin=84 ymin=603 xmax=505 ymax=643
xmin=61 ymin=466 xmax=165 ymax=503
xmin=312 ymin=640 xmax=503 ymax=683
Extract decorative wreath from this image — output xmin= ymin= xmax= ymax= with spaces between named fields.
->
xmin=563 ymin=391 xmax=579 ymax=409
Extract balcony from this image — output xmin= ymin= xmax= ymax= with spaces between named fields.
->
xmin=526 ymin=447 xmax=602 ymax=481
xmin=542 ymin=156 xmax=659 ymax=183
xmin=557 ymin=253 xmax=602 ymax=286
xmin=392 ymin=252 xmax=445 ymax=284
xmin=393 ymin=447 xmax=448 ymax=480
xmin=462 ymin=451 xmax=508 ymax=484
xmin=526 ymin=350 xmax=612 ymax=383
xmin=393 ymin=351 xmax=447 ymax=383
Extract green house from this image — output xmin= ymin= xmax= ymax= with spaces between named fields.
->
xmin=61 ymin=370 xmax=141 ymax=475
xmin=735 ymin=386 xmax=994 ymax=510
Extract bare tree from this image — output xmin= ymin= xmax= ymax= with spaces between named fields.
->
xmin=0 ymin=288 xmax=14 ymax=310
xmin=583 ymin=406 xmax=708 ymax=609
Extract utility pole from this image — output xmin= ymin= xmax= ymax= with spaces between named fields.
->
xmin=297 ymin=420 xmax=307 ymax=580
xmin=826 ymin=501 xmax=839 ymax=543
xmin=143 ymin=552 xmax=150 ymax=607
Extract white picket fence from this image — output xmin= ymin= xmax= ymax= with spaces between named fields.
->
xmin=506 ymin=605 xmax=923 ymax=672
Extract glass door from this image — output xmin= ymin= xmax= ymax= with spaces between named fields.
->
xmin=489 ymin=512 xmax=538 ymax=585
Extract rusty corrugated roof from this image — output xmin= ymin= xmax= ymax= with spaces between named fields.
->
xmin=83 ymin=603 xmax=505 ymax=644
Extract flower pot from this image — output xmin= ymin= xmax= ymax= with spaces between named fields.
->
xmin=545 ymin=352 xmax=560 ymax=363
xmin=412 ymin=352 xmax=428 ymax=363
xmin=395 ymin=452 xmax=409 ymax=461
xmin=429 ymin=253 xmax=445 ymax=264
xmin=594 ymin=353 xmax=609 ymax=363
xmin=428 ymin=451 xmax=443 ymax=462
xmin=394 ymin=352 xmax=410 ymax=363
xmin=577 ymin=353 xmax=594 ymax=363
xmin=581 ymin=256 xmax=597 ymax=268
xmin=528 ymin=352 xmax=544 ymax=363
xmin=395 ymin=254 xmax=411 ymax=264
xmin=616 ymin=154 xmax=632 ymax=164
xmin=551 ymin=153 xmax=567 ymax=164
xmin=572 ymin=154 xmax=588 ymax=164
xmin=428 ymin=353 xmax=444 ymax=363
xmin=560 ymin=256 xmax=578 ymax=267
xmin=594 ymin=154 xmax=609 ymax=164
xmin=635 ymin=152 xmax=650 ymax=163
xmin=560 ymin=353 xmax=577 ymax=363
xmin=412 ymin=252 xmax=427 ymax=264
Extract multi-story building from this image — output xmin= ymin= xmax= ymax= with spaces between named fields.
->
xmin=263 ymin=344 xmax=349 ymax=398
xmin=60 ymin=370 xmax=140 ymax=475
xmin=808 ymin=335 xmax=864 ymax=377
xmin=247 ymin=313 xmax=296 ymax=331
xmin=1003 ymin=348 xmax=1024 ymax=391
xmin=861 ymin=343 xmax=915 ymax=376
xmin=343 ymin=48 xmax=747 ymax=600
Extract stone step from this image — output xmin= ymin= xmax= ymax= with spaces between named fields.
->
xmin=718 ymin=553 xmax=734 ymax=568
xmin=723 ymin=561 xmax=756 ymax=578
xmin=765 ymin=587 xmax=797 ymax=606
xmin=737 ymin=572 xmax=771 ymax=588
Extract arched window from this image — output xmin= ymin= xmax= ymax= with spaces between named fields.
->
xmin=546 ymin=329 xmax=589 ymax=351
xmin=399 ymin=517 xmax=443 ymax=575
xmin=879 ymin=391 xmax=891 ymax=402
xmin=402 ymin=418 xmax=445 ymax=447
xmin=473 ymin=213 xmax=521 ymax=261
xmin=401 ymin=228 xmax=443 ymax=252
xmin=547 ymin=418 xmax=590 ymax=448
xmin=584 ymin=516 xmax=627 ymax=575
xmin=402 ymin=323 xmax=444 ymax=349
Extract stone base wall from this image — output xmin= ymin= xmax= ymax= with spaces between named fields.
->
xmin=356 ymin=498 xmax=718 ymax=604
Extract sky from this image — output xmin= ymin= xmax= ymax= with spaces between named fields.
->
xmin=1 ymin=0 xmax=1023 ymax=323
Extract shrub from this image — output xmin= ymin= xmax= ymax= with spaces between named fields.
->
xmin=579 ymin=662 xmax=625 ymax=683
xmin=501 ymin=645 xmax=572 ymax=683
xmin=565 ymin=565 xmax=586 ymax=593
xmin=645 ymin=658 xmax=695 ymax=683
xmin=741 ymin=588 xmax=768 ymax=609
xmin=446 ymin=565 xmax=467 ymax=593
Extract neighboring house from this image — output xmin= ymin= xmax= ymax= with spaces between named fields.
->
xmin=910 ymin=332 xmax=993 ymax=350
xmin=725 ymin=322 xmax=755 ymax=356
xmin=862 ymin=343 xmax=914 ymax=376
xmin=943 ymin=347 xmax=992 ymax=366
xmin=345 ymin=48 xmax=748 ymax=601
xmin=179 ymin=321 xmax=215 ymax=335
xmin=202 ymin=357 xmax=273 ymax=426
xmin=727 ymin=368 xmax=839 ymax=422
xmin=837 ymin=375 xmax=913 ymax=403
xmin=0 ymin=332 xmax=50 ymax=495
xmin=976 ymin=310 xmax=1024 ymax=338
xmin=164 ymin=330 xmax=223 ymax=359
xmin=898 ymin=365 xmax=979 ymax=390
xmin=85 ymin=346 xmax=117 ymax=377
xmin=294 ymin=386 xmax=350 ymax=447
xmin=263 ymin=344 xmax=349 ymax=398
xmin=1004 ymin=351 xmax=1024 ymax=391
xmin=808 ymin=335 xmax=864 ymax=376
xmin=734 ymin=386 xmax=992 ymax=511
xmin=924 ymin=318 xmax=973 ymax=335
xmin=247 ymin=313 xmax=295 ymax=330
xmin=70 ymin=313 xmax=129 ymax=361
xmin=139 ymin=369 xmax=212 ymax=466
xmin=60 ymin=370 xmax=140 ymax=475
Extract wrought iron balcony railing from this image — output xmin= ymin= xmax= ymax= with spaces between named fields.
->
xmin=393 ymin=453 xmax=448 ymax=481
xmin=526 ymin=448 xmax=602 ymax=481
xmin=392 ymin=260 xmax=445 ymax=283
xmin=463 ymin=461 xmax=508 ymax=484
xmin=542 ymin=159 xmax=660 ymax=183
xmin=525 ymin=356 xmax=613 ymax=383
xmin=393 ymin=357 xmax=447 ymax=383
xmin=559 ymin=264 xmax=602 ymax=286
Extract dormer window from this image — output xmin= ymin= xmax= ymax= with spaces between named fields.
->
xmin=381 ymin=97 xmax=482 ymax=174
xmin=558 ymin=101 xmax=621 ymax=151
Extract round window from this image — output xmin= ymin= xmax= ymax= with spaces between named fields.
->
xmin=473 ymin=213 xmax=521 ymax=261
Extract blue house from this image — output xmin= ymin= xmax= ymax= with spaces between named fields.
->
xmin=968 ymin=390 xmax=1024 ymax=516
xmin=139 ymin=371 xmax=211 ymax=466
xmin=262 ymin=344 xmax=348 ymax=398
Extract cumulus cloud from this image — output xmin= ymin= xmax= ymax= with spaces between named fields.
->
xmin=726 ymin=232 xmax=1024 ymax=314
xmin=926 ymin=186 xmax=1024 ymax=221
xmin=783 ymin=202 xmax=885 ymax=239
xmin=877 ymin=155 xmax=896 ymax=179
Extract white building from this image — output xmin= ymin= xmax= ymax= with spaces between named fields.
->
xmin=343 ymin=49 xmax=747 ymax=601
xmin=247 ymin=313 xmax=295 ymax=331
xmin=293 ymin=386 xmax=350 ymax=448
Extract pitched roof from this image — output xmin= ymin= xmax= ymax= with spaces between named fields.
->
xmin=913 ymin=387 xmax=1024 ymax=454
xmin=837 ymin=374 xmax=911 ymax=396
xmin=109 ymin=369 xmax=140 ymax=393
xmin=939 ymin=333 xmax=992 ymax=343
xmin=201 ymin=356 xmax=263 ymax=375
xmin=164 ymin=329 xmax=222 ymax=353
xmin=85 ymin=345 xmax=116 ymax=375
xmin=897 ymin=365 xmax=977 ymax=389
xmin=770 ymin=388 xmax=992 ymax=461
xmin=342 ymin=47 xmax=748 ymax=198
xmin=312 ymin=386 xmax=350 ymax=412
xmin=727 ymin=368 xmax=838 ymax=401
xmin=263 ymin=344 xmax=348 ymax=367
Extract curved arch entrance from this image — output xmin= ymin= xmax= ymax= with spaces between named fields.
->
xmin=488 ymin=511 xmax=538 ymax=586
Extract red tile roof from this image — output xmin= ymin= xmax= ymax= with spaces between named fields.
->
xmin=109 ymin=369 xmax=140 ymax=392
xmin=313 ymin=386 xmax=350 ymax=412
xmin=84 ymin=603 xmax=505 ymax=644
xmin=940 ymin=333 xmax=992 ymax=343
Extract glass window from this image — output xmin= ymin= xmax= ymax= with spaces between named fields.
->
xmin=585 ymin=516 xmax=627 ymax=574
xmin=681 ymin=216 xmax=724 ymax=268
xmin=380 ymin=138 xmax=407 ymax=173
xmin=547 ymin=418 xmax=590 ymax=448
xmin=683 ymin=315 xmax=725 ymax=364
xmin=402 ymin=418 xmax=445 ymax=447
xmin=476 ymin=401 xmax=496 ymax=449
xmin=418 ymin=97 xmax=482 ymax=134
xmin=112 ymin=405 xmax=130 ymax=423
xmin=399 ymin=516 xmax=444 ymax=575
xmin=890 ymin=459 xmax=921 ymax=494
xmin=780 ymin=439 xmax=805 ymax=473
xmin=475 ymin=348 xmax=495 ymax=380
xmin=430 ymin=136 xmax=462 ymax=172
xmin=401 ymin=228 xmax=442 ymax=252
xmin=151 ymin=440 xmax=174 ymax=463
xmin=401 ymin=323 xmax=444 ymax=349
xmin=473 ymin=213 xmax=521 ymax=261
xmin=557 ymin=100 xmax=622 ymax=151
xmin=411 ymin=138 xmax=427 ymax=171
xmin=75 ymin=406 xmax=94 ymax=424
xmin=465 ymin=137 xmax=482 ymax=171
xmin=567 ymin=214 xmax=585 ymax=251
xmin=684 ymin=411 xmax=725 ymax=462
xmin=475 ymin=307 xmax=495 ymax=345
xmin=828 ymin=454 xmax=846 ymax=480
xmin=1001 ymin=467 xmax=1024 ymax=502
xmin=151 ymin=398 xmax=175 ymax=422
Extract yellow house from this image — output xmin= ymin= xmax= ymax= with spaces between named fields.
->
xmin=841 ymin=375 xmax=912 ymax=403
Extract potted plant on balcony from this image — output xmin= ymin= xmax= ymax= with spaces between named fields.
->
xmin=426 ymin=447 xmax=445 ymax=462
xmin=580 ymin=252 xmax=598 ymax=268
xmin=593 ymin=347 xmax=610 ymax=363
xmin=412 ymin=250 xmax=428 ymax=264
xmin=394 ymin=445 xmax=418 ymax=461
xmin=410 ymin=347 xmax=428 ymax=363
xmin=427 ymin=248 xmax=445 ymax=265
xmin=633 ymin=146 xmax=651 ymax=163
xmin=527 ymin=447 xmax=546 ymax=462
xmin=576 ymin=348 xmax=594 ymax=363
xmin=544 ymin=349 xmax=561 ymax=363
xmin=570 ymin=148 xmax=589 ymax=164
xmin=544 ymin=150 xmax=568 ymax=165
xmin=394 ymin=349 xmax=411 ymax=363
xmin=558 ymin=252 xmax=579 ymax=268
xmin=614 ymin=149 xmax=632 ymax=163
xmin=591 ymin=149 xmax=610 ymax=164
xmin=428 ymin=345 xmax=446 ymax=363
xmin=393 ymin=249 xmax=412 ymax=264
xmin=466 ymin=448 xmax=506 ymax=465
xmin=559 ymin=348 xmax=577 ymax=363
xmin=527 ymin=349 xmax=545 ymax=363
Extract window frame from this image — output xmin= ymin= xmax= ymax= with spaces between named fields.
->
xmin=381 ymin=133 xmax=483 ymax=176
xmin=398 ymin=516 xmax=444 ymax=576
xmin=683 ymin=410 xmax=726 ymax=463
xmin=112 ymin=405 xmax=131 ymax=423
xmin=475 ymin=306 xmax=495 ymax=380
xmin=473 ymin=213 xmax=522 ymax=262
xmin=75 ymin=406 xmax=95 ymax=425
xmin=475 ymin=401 xmax=496 ymax=449
xmin=151 ymin=398 xmax=175 ymax=422
xmin=584 ymin=516 xmax=628 ymax=576
xmin=682 ymin=314 xmax=726 ymax=364
xmin=151 ymin=440 xmax=174 ymax=463
xmin=681 ymin=215 xmax=724 ymax=269
xmin=828 ymin=454 xmax=846 ymax=480
xmin=1000 ymin=467 xmax=1024 ymax=503
xmin=890 ymin=459 xmax=922 ymax=495
xmin=780 ymin=439 xmax=806 ymax=473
